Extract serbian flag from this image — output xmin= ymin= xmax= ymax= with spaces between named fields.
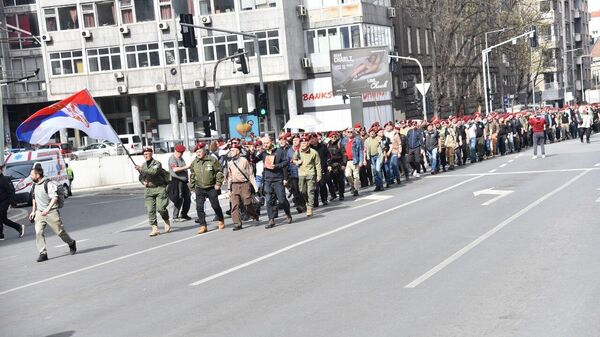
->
xmin=17 ymin=89 xmax=120 ymax=145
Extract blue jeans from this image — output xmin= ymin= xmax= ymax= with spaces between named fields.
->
xmin=385 ymin=154 xmax=401 ymax=183
xmin=370 ymin=155 xmax=383 ymax=189
xmin=469 ymin=138 xmax=477 ymax=163
xmin=425 ymin=149 xmax=438 ymax=173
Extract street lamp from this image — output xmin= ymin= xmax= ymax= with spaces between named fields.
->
xmin=579 ymin=54 xmax=592 ymax=103
xmin=563 ymin=47 xmax=582 ymax=106
xmin=484 ymin=28 xmax=507 ymax=112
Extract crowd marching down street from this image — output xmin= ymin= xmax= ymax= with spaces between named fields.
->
xmin=1 ymin=103 xmax=599 ymax=262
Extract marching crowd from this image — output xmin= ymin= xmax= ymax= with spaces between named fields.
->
xmin=0 ymin=104 xmax=598 ymax=262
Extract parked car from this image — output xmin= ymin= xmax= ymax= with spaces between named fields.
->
xmin=38 ymin=143 xmax=73 ymax=157
xmin=118 ymin=134 xmax=143 ymax=154
xmin=71 ymin=142 xmax=120 ymax=160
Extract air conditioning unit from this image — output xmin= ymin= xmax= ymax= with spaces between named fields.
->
xmin=81 ymin=30 xmax=92 ymax=38
xmin=194 ymin=79 xmax=206 ymax=88
xmin=119 ymin=25 xmax=130 ymax=35
xmin=297 ymin=5 xmax=308 ymax=17
xmin=401 ymin=81 xmax=408 ymax=89
xmin=301 ymin=57 xmax=311 ymax=69
xmin=41 ymin=34 xmax=52 ymax=42
xmin=155 ymin=83 xmax=166 ymax=91
xmin=158 ymin=22 xmax=169 ymax=30
xmin=117 ymin=85 xmax=128 ymax=94
xmin=200 ymin=15 xmax=212 ymax=25
xmin=388 ymin=7 xmax=396 ymax=18
xmin=114 ymin=71 xmax=124 ymax=79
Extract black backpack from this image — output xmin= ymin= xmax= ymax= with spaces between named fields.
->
xmin=476 ymin=122 xmax=484 ymax=137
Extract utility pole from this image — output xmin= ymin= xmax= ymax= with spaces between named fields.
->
xmin=389 ymin=55 xmax=427 ymax=120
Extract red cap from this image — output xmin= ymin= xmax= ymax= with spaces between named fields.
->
xmin=354 ymin=122 xmax=362 ymax=129
xmin=328 ymin=131 xmax=338 ymax=138
xmin=194 ymin=142 xmax=206 ymax=151
xmin=142 ymin=147 xmax=153 ymax=154
xmin=174 ymin=145 xmax=186 ymax=153
xmin=384 ymin=121 xmax=394 ymax=127
xmin=300 ymin=136 xmax=309 ymax=142
xmin=254 ymin=139 xmax=263 ymax=146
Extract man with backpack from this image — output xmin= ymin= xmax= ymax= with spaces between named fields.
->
xmin=0 ymin=165 xmax=24 ymax=240
xmin=29 ymin=165 xmax=75 ymax=262
xmin=135 ymin=147 xmax=171 ymax=237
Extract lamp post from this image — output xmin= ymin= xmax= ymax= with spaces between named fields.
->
xmin=579 ymin=54 xmax=592 ymax=103
xmin=563 ymin=47 xmax=582 ymax=106
xmin=389 ymin=55 xmax=427 ymax=120
xmin=484 ymin=28 xmax=506 ymax=112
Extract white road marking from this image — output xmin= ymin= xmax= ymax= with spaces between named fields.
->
xmin=354 ymin=194 xmax=393 ymax=201
xmin=596 ymin=188 xmax=600 ymax=203
xmin=55 ymin=239 xmax=88 ymax=248
xmin=499 ymin=164 xmax=507 ymax=168
xmin=114 ymin=219 xmax=148 ymax=233
xmin=189 ymin=175 xmax=483 ymax=287
xmin=508 ymin=160 xmax=514 ymax=163
xmin=473 ymin=188 xmax=514 ymax=206
xmin=9 ymin=208 xmax=28 ymax=221
xmin=404 ymin=169 xmax=591 ymax=289
xmin=83 ymin=196 xmax=141 ymax=207
xmin=488 ymin=169 xmax=497 ymax=173
xmin=595 ymin=163 xmax=600 ymax=167
xmin=427 ymin=167 xmax=599 ymax=178
xmin=0 ymin=230 xmax=219 ymax=297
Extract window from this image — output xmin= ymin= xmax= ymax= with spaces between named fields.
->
xmin=3 ymin=0 xmax=36 ymax=6
xmin=88 ymin=47 xmax=122 ymax=72
xmin=50 ymin=51 xmax=84 ymax=76
xmin=10 ymin=57 xmax=43 ymax=92
xmin=363 ymin=24 xmax=390 ymax=47
xmin=6 ymin=13 xmax=40 ymax=49
xmin=241 ymin=0 xmax=276 ymax=10
xmin=82 ymin=2 xmax=116 ymax=27
xmin=159 ymin=0 xmax=194 ymax=19
xmin=214 ymin=0 xmax=235 ymax=13
xmin=198 ymin=0 xmax=212 ymax=15
xmin=125 ymin=43 xmax=160 ymax=68
xmin=44 ymin=6 xmax=79 ymax=31
xmin=306 ymin=0 xmax=362 ymax=8
xmin=202 ymin=35 xmax=239 ymax=61
xmin=164 ymin=41 xmax=199 ymax=64
xmin=305 ymin=24 xmax=360 ymax=54
xmin=243 ymin=30 xmax=280 ymax=56
xmin=416 ymin=28 xmax=421 ymax=54
xmin=407 ymin=27 xmax=412 ymax=54
xmin=119 ymin=0 xmax=155 ymax=23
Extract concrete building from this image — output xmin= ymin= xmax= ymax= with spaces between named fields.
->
xmin=590 ymin=10 xmax=600 ymax=43
xmin=591 ymin=40 xmax=600 ymax=90
xmin=0 ymin=0 xmax=394 ymax=149
xmin=537 ymin=0 xmax=592 ymax=106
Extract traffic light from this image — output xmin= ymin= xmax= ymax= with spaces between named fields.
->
xmin=234 ymin=48 xmax=249 ymax=74
xmin=257 ymin=92 xmax=268 ymax=118
xmin=529 ymin=25 xmax=538 ymax=48
xmin=208 ymin=111 xmax=216 ymax=129
xmin=180 ymin=14 xmax=196 ymax=48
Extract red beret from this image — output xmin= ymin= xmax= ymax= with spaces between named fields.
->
xmin=142 ymin=147 xmax=153 ymax=154
xmin=354 ymin=122 xmax=362 ymax=129
xmin=194 ymin=142 xmax=206 ymax=151
xmin=384 ymin=121 xmax=394 ymax=127
xmin=174 ymin=145 xmax=186 ymax=153
xmin=300 ymin=136 xmax=309 ymax=142
xmin=328 ymin=131 xmax=338 ymax=138
xmin=463 ymin=116 xmax=470 ymax=122
xmin=254 ymin=139 xmax=263 ymax=146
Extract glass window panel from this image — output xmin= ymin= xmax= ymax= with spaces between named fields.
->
xmin=351 ymin=25 xmax=360 ymax=48
xmin=60 ymin=52 xmax=71 ymax=58
xmin=241 ymin=0 xmax=253 ymax=10
xmin=204 ymin=46 xmax=215 ymax=61
xmin=149 ymin=51 xmax=160 ymax=66
xmin=269 ymin=39 xmax=279 ymax=54
xmin=45 ymin=17 xmax=57 ymax=32
xmin=58 ymin=6 xmax=79 ymax=30
xmin=112 ymin=55 xmax=122 ymax=69
xmin=340 ymin=26 xmax=350 ymax=49
xmin=99 ymin=48 xmax=109 ymax=55
xmin=214 ymin=0 xmax=235 ymax=13
xmin=149 ymin=43 xmax=158 ymax=50
xmin=62 ymin=60 xmax=73 ymax=74
xmin=74 ymin=59 xmax=84 ymax=73
xmin=50 ymin=53 xmax=60 ymax=60
xmin=164 ymin=41 xmax=175 ymax=48
xmin=328 ymin=28 xmax=341 ymax=50
xmin=256 ymin=32 xmax=266 ymax=39
xmin=121 ymin=9 xmax=134 ymax=24
xmin=227 ymin=35 xmax=237 ymax=42
xmin=111 ymin=47 xmax=120 ymax=53
xmin=89 ymin=58 xmax=99 ymax=72
xmin=165 ymin=49 xmax=176 ymax=64
xmin=244 ymin=41 xmax=255 ymax=56
xmin=188 ymin=48 xmax=199 ymax=62
xmin=216 ymin=44 xmax=226 ymax=59
xmin=198 ymin=0 xmax=211 ymax=15
xmin=51 ymin=61 xmax=61 ymax=75
xmin=173 ymin=0 xmax=193 ymax=15
xmin=215 ymin=36 xmax=225 ymax=43
xmin=88 ymin=49 xmax=98 ymax=56
xmin=307 ymin=31 xmax=315 ymax=54
xmin=73 ymin=51 xmax=82 ymax=57
xmin=127 ymin=54 xmax=136 ymax=68
xmin=137 ymin=44 xmax=147 ymax=51
xmin=258 ymin=40 xmax=267 ymax=55
xmin=268 ymin=30 xmax=278 ymax=38
xmin=100 ymin=56 xmax=110 ymax=70
xmin=134 ymin=0 xmax=155 ymax=21
xmin=125 ymin=46 xmax=135 ymax=52
xmin=97 ymin=2 xmax=116 ymax=26
xmin=203 ymin=37 xmax=213 ymax=44
xmin=227 ymin=42 xmax=237 ymax=56
xmin=138 ymin=53 xmax=149 ymax=67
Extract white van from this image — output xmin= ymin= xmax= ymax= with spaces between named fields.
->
xmin=4 ymin=149 xmax=70 ymax=205
xmin=118 ymin=134 xmax=143 ymax=154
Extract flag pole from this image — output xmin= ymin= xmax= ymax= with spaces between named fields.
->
xmin=84 ymin=89 xmax=137 ymax=166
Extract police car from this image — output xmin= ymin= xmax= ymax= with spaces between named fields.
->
xmin=3 ymin=148 xmax=71 ymax=205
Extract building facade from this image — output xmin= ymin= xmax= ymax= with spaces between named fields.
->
xmin=0 ymin=0 xmax=395 ymax=149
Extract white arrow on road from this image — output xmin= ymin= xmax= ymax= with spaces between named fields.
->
xmin=473 ymin=188 xmax=514 ymax=206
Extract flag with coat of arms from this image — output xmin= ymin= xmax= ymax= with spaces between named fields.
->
xmin=16 ymin=89 xmax=120 ymax=145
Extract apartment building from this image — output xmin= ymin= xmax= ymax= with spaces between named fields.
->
xmin=537 ymin=0 xmax=592 ymax=106
xmin=0 ymin=0 xmax=394 ymax=149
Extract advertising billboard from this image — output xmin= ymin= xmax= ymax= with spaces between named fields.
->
xmin=228 ymin=114 xmax=259 ymax=140
xmin=330 ymin=47 xmax=392 ymax=96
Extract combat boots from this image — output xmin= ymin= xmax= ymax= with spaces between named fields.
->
xmin=306 ymin=207 xmax=313 ymax=217
xmin=149 ymin=225 xmax=160 ymax=237
xmin=197 ymin=225 xmax=207 ymax=234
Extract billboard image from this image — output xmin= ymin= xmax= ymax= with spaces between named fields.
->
xmin=228 ymin=114 xmax=259 ymax=140
xmin=330 ymin=47 xmax=392 ymax=96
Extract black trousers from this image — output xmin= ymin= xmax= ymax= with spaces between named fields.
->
xmin=407 ymin=148 xmax=420 ymax=172
xmin=329 ymin=167 xmax=345 ymax=198
xmin=313 ymin=171 xmax=329 ymax=207
xmin=172 ymin=181 xmax=191 ymax=218
xmin=264 ymin=179 xmax=291 ymax=220
xmin=399 ymin=154 xmax=410 ymax=179
xmin=195 ymin=187 xmax=223 ymax=226
xmin=0 ymin=202 xmax=21 ymax=235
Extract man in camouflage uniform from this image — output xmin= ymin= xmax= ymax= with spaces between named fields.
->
xmin=135 ymin=147 xmax=171 ymax=237
xmin=189 ymin=142 xmax=225 ymax=234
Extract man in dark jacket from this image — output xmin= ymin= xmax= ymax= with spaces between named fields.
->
xmin=310 ymin=133 xmax=330 ymax=207
xmin=0 ymin=165 xmax=24 ymax=240
xmin=257 ymin=137 xmax=292 ymax=229
xmin=326 ymin=131 xmax=347 ymax=201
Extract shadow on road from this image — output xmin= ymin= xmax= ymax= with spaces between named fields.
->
xmin=77 ymin=244 xmax=118 ymax=255
xmin=45 ymin=331 xmax=75 ymax=337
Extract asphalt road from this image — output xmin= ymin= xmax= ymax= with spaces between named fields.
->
xmin=1 ymin=136 xmax=599 ymax=337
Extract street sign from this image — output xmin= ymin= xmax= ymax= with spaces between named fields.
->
xmin=208 ymin=92 xmax=223 ymax=106
xmin=415 ymin=83 xmax=430 ymax=96
xmin=473 ymin=188 xmax=514 ymax=206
